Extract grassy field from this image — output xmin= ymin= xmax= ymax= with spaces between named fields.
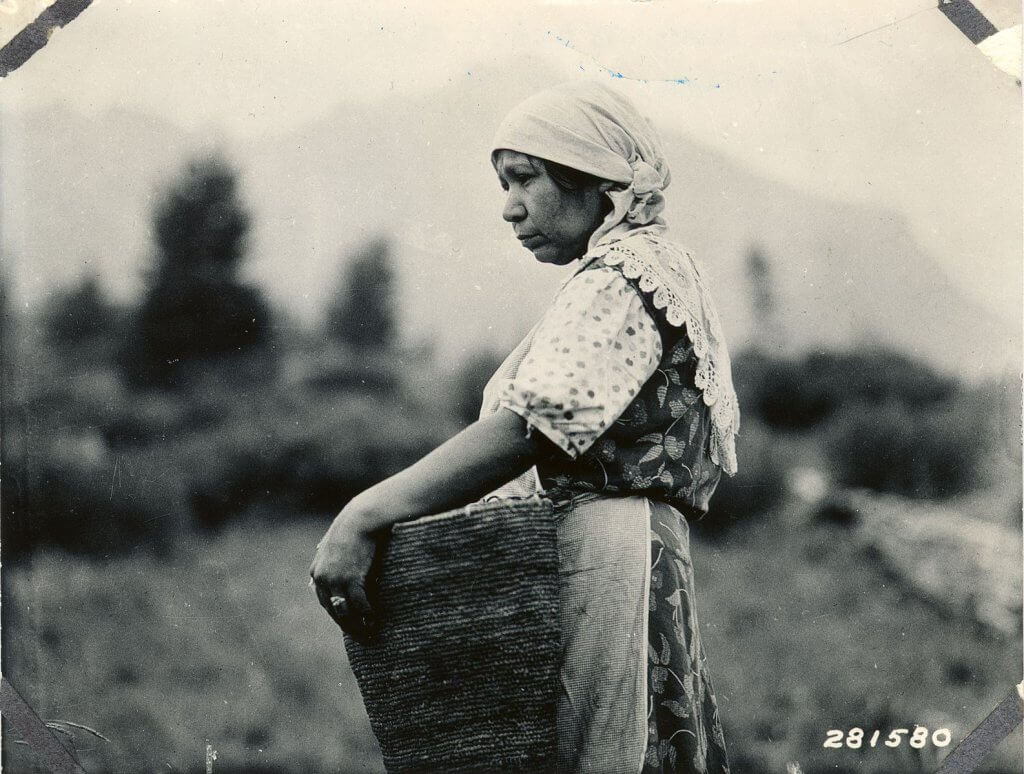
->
xmin=3 ymin=509 xmax=1021 ymax=773
xmin=2 ymin=517 xmax=384 ymax=774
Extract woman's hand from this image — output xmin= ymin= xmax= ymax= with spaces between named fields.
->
xmin=309 ymin=502 xmax=381 ymax=641
xmin=307 ymin=410 xmax=554 ymax=639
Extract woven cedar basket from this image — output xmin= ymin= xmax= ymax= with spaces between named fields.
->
xmin=343 ymin=497 xmax=561 ymax=774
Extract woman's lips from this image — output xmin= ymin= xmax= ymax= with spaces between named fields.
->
xmin=517 ymin=234 xmax=547 ymax=250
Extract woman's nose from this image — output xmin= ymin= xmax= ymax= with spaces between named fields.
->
xmin=502 ymin=192 xmax=526 ymax=223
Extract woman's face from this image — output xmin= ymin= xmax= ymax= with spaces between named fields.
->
xmin=493 ymin=150 xmax=608 ymax=266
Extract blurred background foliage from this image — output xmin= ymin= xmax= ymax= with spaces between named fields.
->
xmin=2 ymin=153 xmax=1020 ymax=773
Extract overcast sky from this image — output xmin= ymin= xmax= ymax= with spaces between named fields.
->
xmin=2 ymin=0 xmax=1021 ymax=328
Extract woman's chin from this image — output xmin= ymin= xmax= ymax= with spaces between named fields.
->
xmin=528 ymin=244 xmax=576 ymax=266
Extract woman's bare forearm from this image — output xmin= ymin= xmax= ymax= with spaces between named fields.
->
xmin=342 ymin=408 xmax=552 ymax=533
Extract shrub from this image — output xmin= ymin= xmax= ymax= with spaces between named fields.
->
xmin=2 ymin=359 xmax=453 ymax=555
xmin=734 ymin=347 xmax=956 ymax=430
xmin=0 ymin=358 xmax=191 ymax=558
xmin=179 ymin=391 xmax=451 ymax=529
xmin=451 ymin=350 xmax=506 ymax=426
xmin=1 ymin=429 xmax=190 ymax=558
xmin=299 ymin=346 xmax=399 ymax=396
xmin=732 ymin=349 xmax=831 ymax=429
xmin=694 ymin=419 xmax=787 ymax=538
xmin=826 ymin=389 xmax=995 ymax=499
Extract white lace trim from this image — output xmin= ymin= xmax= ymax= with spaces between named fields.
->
xmin=590 ymin=234 xmax=741 ymax=475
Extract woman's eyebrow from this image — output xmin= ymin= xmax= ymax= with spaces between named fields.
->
xmin=499 ymin=164 xmax=535 ymax=177
xmin=495 ymin=155 xmax=534 ymax=175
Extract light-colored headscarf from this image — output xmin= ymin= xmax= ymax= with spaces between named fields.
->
xmin=490 ymin=81 xmax=670 ymax=251
xmin=491 ymin=81 xmax=741 ymax=475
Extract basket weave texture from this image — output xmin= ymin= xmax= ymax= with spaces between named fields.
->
xmin=343 ymin=497 xmax=561 ymax=774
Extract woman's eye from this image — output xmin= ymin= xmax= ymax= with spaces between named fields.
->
xmin=498 ymin=171 xmax=533 ymax=192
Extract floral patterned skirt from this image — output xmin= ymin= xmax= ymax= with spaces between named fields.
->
xmin=554 ymin=494 xmax=730 ymax=774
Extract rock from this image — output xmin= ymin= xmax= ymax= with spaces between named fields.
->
xmin=844 ymin=489 xmax=1022 ymax=636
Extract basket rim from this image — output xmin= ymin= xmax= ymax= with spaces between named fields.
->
xmin=392 ymin=495 xmax=554 ymax=532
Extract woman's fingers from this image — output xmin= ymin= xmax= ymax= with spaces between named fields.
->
xmin=312 ymin=578 xmax=350 ymax=631
xmin=342 ymin=581 xmax=377 ymax=641
xmin=310 ymin=568 xmax=378 ymax=641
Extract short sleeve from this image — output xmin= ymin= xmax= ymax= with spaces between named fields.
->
xmin=499 ymin=266 xmax=662 ymax=458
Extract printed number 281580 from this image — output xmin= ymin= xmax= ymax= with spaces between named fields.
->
xmin=823 ymin=728 xmax=952 ymax=749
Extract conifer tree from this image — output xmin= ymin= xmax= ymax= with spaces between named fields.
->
xmin=123 ymin=155 xmax=273 ymax=388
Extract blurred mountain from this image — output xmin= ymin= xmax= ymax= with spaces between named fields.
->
xmin=3 ymin=69 xmax=1019 ymax=379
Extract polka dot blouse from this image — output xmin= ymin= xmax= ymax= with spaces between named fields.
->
xmin=497 ymin=267 xmax=663 ymax=458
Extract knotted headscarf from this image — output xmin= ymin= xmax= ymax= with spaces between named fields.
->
xmin=490 ymin=81 xmax=671 ymax=251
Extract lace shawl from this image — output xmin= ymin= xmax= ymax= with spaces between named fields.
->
xmin=580 ymin=232 xmax=740 ymax=475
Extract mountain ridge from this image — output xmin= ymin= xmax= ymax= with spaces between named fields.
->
xmin=2 ymin=87 xmax=1018 ymax=380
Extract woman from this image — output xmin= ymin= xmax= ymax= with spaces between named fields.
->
xmin=310 ymin=81 xmax=739 ymax=773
